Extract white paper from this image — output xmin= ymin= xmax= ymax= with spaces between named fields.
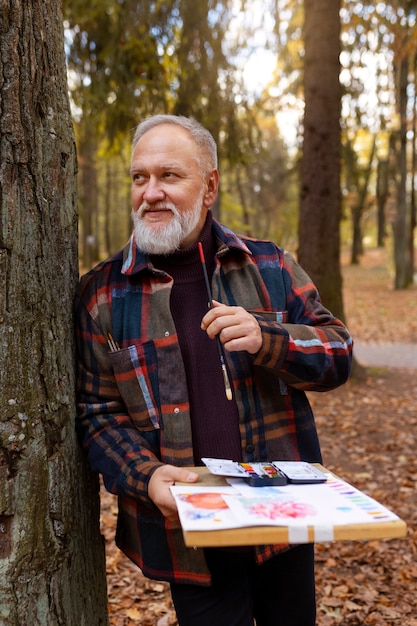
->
xmin=171 ymin=473 xmax=400 ymax=538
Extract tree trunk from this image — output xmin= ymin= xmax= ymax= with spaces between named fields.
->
xmin=408 ymin=52 xmax=417 ymax=284
xmin=0 ymin=2 xmax=108 ymax=624
xmin=78 ymin=129 xmax=99 ymax=270
xmin=104 ymin=162 xmax=112 ymax=259
xmin=350 ymin=206 xmax=363 ymax=265
xmin=393 ymin=54 xmax=409 ymax=289
xmin=299 ymin=0 xmax=345 ymax=321
xmin=376 ymin=159 xmax=389 ymax=248
xmin=350 ymin=135 xmax=376 ymax=265
xmin=236 ymin=165 xmax=252 ymax=237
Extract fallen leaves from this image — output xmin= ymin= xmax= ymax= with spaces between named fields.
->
xmin=310 ymin=341 xmax=417 ymax=622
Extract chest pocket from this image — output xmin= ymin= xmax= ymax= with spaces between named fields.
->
xmin=109 ymin=341 xmax=161 ymax=431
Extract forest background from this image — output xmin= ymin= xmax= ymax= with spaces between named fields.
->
xmin=64 ymin=0 xmax=417 ymax=297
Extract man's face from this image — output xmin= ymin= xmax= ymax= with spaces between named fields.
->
xmin=130 ymin=124 xmax=218 ymax=254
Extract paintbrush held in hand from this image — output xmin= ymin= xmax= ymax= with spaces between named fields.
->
xmin=198 ymin=242 xmax=233 ymax=401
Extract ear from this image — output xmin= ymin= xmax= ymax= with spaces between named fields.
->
xmin=203 ymin=169 xmax=219 ymax=208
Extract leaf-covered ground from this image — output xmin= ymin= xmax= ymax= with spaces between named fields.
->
xmin=100 ymin=248 xmax=417 ymax=626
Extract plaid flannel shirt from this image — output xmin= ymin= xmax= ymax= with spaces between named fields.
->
xmin=75 ymin=218 xmax=353 ymax=585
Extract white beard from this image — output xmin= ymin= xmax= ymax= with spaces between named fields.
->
xmin=131 ymin=194 xmax=204 ymax=255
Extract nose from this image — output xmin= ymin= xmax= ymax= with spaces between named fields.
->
xmin=142 ymin=176 xmax=165 ymax=203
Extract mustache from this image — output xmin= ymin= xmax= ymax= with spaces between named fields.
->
xmin=136 ymin=201 xmax=179 ymax=218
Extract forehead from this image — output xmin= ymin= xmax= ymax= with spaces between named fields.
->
xmin=132 ymin=124 xmax=199 ymax=164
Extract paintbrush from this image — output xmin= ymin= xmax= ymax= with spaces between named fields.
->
xmin=198 ymin=242 xmax=233 ymax=401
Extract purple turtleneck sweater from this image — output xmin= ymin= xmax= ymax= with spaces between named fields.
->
xmin=151 ymin=213 xmax=242 ymax=465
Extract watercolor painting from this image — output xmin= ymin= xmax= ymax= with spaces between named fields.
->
xmin=171 ymin=474 xmax=401 ymax=536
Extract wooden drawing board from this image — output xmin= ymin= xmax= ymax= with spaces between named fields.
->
xmin=175 ymin=466 xmax=407 ymax=548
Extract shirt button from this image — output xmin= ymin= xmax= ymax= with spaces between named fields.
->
xmin=245 ymin=444 xmax=255 ymax=454
xmin=164 ymin=331 xmax=170 ymax=337
xmin=174 ymin=407 xmax=180 ymax=414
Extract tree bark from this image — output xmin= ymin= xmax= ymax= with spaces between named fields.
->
xmin=299 ymin=0 xmax=345 ymax=321
xmin=78 ymin=129 xmax=99 ymax=270
xmin=393 ymin=54 xmax=409 ymax=289
xmin=408 ymin=52 xmax=417 ymax=284
xmin=376 ymin=159 xmax=389 ymax=248
xmin=0 ymin=2 xmax=108 ymax=624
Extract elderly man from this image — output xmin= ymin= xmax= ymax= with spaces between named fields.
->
xmin=75 ymin=114 xmax=353 ymax=626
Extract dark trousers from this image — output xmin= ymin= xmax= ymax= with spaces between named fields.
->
xmin=170 ymin=544 xmax=316 ymax=626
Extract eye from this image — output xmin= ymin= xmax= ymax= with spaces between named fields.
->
xmin=131 ymin=172 xmax=146 ymax=184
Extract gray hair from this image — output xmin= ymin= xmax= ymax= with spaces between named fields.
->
xmin=131 ymin=114 xmax=218 ymax=174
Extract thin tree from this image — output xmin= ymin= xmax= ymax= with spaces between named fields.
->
xmin=299 ymin=0 xmax=345 ymax=322
xmin=393 ymin=51 xmax=409 ymax=288
xmin=345 ymin=134 xmax=377 ymax=265
xmin=0 ymin=2 xmax=108 ymax=623
xmin=409 ymin=51 xmax=417 ymax=282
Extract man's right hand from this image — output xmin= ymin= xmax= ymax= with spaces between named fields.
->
xmin=148 ymin=465 xmax=199 ymax=521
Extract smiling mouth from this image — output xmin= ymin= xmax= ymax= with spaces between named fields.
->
xmin=144 ymin=207 xmax=172 ymax=214
xmin=142 ymin=208 xmax=173 ymax=223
